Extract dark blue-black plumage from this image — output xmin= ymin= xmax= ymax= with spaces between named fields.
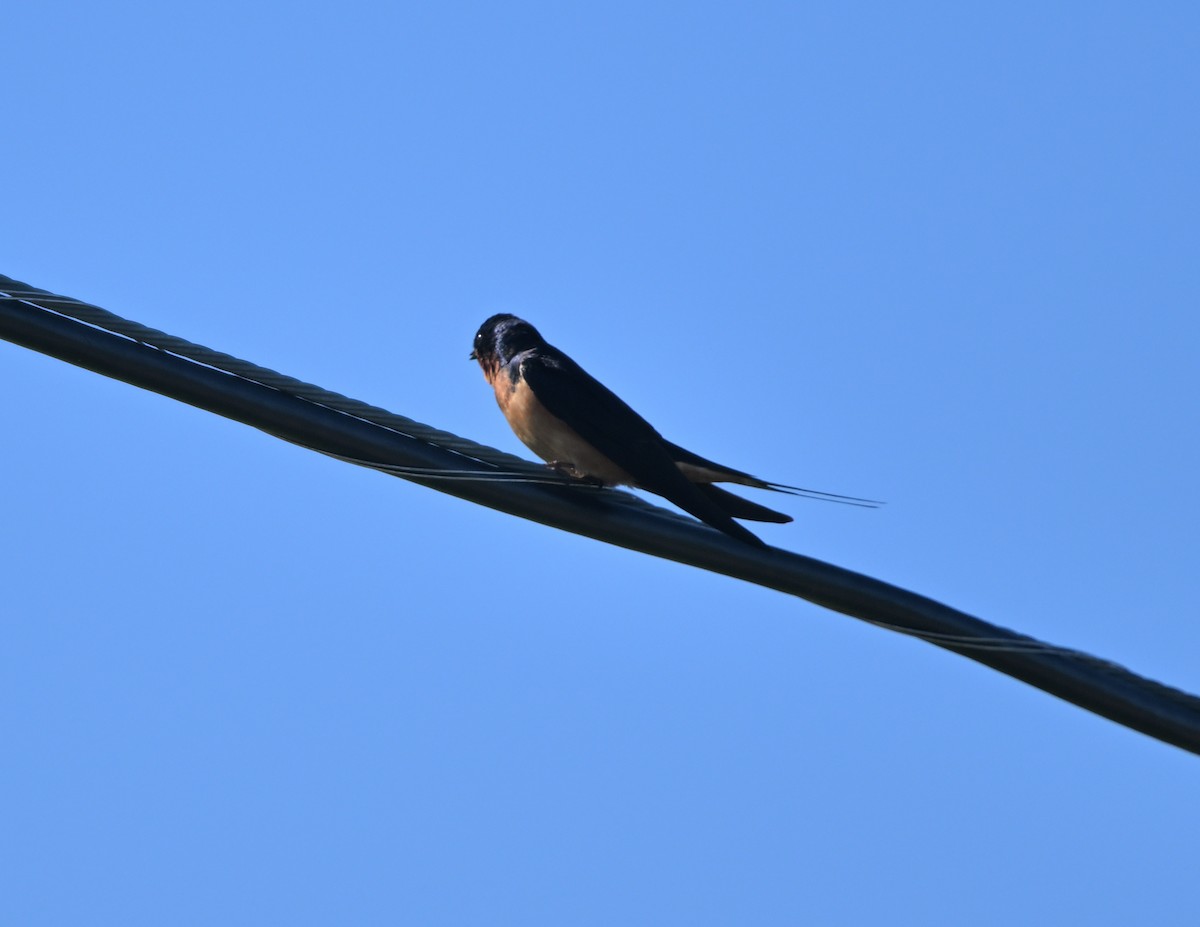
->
xmin=471 ymin=313 xmax=820 ymax=546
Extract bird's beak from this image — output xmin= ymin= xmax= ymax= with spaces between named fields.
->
xmin=468 ymin=350 xmax=477 ymax=361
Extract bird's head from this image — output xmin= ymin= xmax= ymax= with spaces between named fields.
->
xmin=470 ymin=314 xmax=545 ymax=378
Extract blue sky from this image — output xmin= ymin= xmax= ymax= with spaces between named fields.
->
xmin=3 ymin=3 xmax=1198 ymax=924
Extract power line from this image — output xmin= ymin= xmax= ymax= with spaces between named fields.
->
xmin=3 ymin=273 xmax=1199 ymax=756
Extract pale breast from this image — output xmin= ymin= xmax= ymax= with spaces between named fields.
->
xmin=494 ymin=373 xmax=633 ymax=486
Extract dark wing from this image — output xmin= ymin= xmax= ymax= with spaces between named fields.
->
xmin=662 ymin=440 xmax=770 ymax=486
xmin=693 ymin=484 xmax=792 ymax=524
xmin=520 ymin=350 xmax=765 ymax=546
xmin=664 ymin=439 xmax=883 ymax=508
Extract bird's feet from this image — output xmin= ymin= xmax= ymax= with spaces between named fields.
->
xmin=545 ymin=460 xmax=606 ymax=487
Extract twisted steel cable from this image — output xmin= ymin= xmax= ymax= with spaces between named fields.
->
xmin=3 ymin=273 xmax=1198 ymax=755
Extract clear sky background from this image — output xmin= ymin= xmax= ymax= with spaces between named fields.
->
xmin=3 ymin=3 xmax=1198 ymax=924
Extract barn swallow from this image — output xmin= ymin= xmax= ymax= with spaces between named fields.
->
xmin=470 ymin=314 xmax=877 ymax=546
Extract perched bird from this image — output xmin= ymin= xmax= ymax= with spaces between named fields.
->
xmin=470 ymin=314 xmax=875 ymax=546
